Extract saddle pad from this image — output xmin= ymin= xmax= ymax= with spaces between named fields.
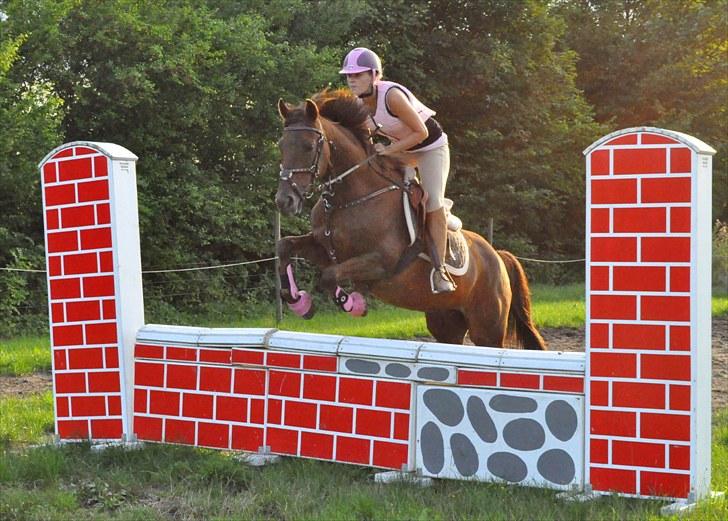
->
xmin=419 ymin=229 xmax=470 ymax=277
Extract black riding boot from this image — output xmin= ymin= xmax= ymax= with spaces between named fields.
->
xmin=426 ymin=208 xmax=457 ymax=294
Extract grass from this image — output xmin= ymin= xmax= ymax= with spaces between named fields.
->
xmin=218 ymin=283 xmax=588 ymax=331
xmin=0 ymin=392 xmax=54 ymax=444
xmin=530 ymin=283 xmax=585 ymax=328
xmin=0 ymin=336 xmax=51 ymax=376
xmin=0 ymin=414 xmax=726 ymax=520
xmin=713 ymin=292 xmax=728 ymax=316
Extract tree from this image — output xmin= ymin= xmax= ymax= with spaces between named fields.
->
xmin=0 ymin=0 xmax=364 ymax=320
xmin=0 ymin=28 xmax=62 ymax=334
xmin=557 ymin=0 xmax=728 ymax=222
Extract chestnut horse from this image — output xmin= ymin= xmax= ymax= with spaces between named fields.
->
xmin=274 ymin=91 xmax=545 ymax=349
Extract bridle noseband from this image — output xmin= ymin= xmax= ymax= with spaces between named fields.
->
xmin=278 ymin=126 xmax=327 ymax=199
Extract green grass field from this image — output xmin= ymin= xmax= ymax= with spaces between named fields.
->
xmin=0 ymin=336 xmax=51 ymax=376
xmin=0 ymin=412 xmax=726 ymax=520
xmin=0 ymin=392 xmax=54 ymax=444
xmin=0 ymin=284 xmax=726 ymax=519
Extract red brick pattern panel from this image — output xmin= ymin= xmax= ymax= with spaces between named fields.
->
xmin=266 ymin=371 xmax=411 ymax=469
xmin=42 ymin=145 xmax=123 ymax=440
xmin=133 ymin=352 xmax=409 ymax=470
xmin=587 ymin=131 xmax=693 ymax=499
xmin=457 ymin=369 xmax=584 ymax=394
xmin=134 ymin=360 xmax=266 ymax=451
xmin=135 ymin=343 xmax=233 ymax=366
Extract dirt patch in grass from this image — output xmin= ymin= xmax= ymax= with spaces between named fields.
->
xmin=0 ymin=372 xmax=52 ymax=398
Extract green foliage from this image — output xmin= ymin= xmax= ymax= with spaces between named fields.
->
xmin=0 ymin=21 xmax=62 ymax=336
xmin=715 ymin=220 xmax=728 ymax=292
xmin=0 ymin=0 xmax=725 ymax=331
xmin=350 ymin=0 xmax=605 ymax=261
xmin=556 ymin=0 xmax=728 ymax=224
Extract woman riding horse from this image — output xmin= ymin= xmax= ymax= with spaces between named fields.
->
xmin=341 ymin=47 xmax=457 ymax=294
xmin=274 ymin=87 xmax=546 ymax=350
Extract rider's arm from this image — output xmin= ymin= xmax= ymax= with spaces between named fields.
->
xmin=377 ymin=88 xmax=428 ymax=155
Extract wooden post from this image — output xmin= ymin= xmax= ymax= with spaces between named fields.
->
xmin=274 ymin=211 xmax=282 ymax=324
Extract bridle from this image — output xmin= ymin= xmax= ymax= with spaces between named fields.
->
xmin=278 ymin=126 xmax=328 ymax=200
xmin=279 ymin=125 xmax=381 ymax=199
xmin=278 ymin=122 xmax=409 ymax=264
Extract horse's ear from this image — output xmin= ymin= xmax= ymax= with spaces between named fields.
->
xmin=278 ymin=98 xmax=290 ymax=119
xmin=304 ymin=99 xmax=319 ymax=120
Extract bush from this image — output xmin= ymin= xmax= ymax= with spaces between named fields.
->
xmin=714 ymin=220 xmax=728 ymax=293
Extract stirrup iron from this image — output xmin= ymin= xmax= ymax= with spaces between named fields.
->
xmin=432 ymin=266 xmax=457 ymax=294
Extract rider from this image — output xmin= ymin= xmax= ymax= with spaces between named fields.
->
xmin=339 ymin=47 xmax=457 ymax=294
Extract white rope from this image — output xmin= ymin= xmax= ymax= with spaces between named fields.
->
xmin=0 ymin=256 xmax=278 ymax=274
xmin=142 ymin=257 xmax=277 ymax=273
xmin=1 ymin=254 xmax=586 ymax=274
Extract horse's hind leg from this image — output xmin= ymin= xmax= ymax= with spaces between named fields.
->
xmin=463 ymin=285 xmax=510 ymax=348
xmin=425 ymin=310 xmax=468 ymax=345
xmin=466 ymin=307 xmax=508 ymax=348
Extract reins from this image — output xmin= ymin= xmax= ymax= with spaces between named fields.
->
xmin=280 ymin=122 xmax=416 ymax=264
xmin=279 ymin=124 xmax=399 ymax=201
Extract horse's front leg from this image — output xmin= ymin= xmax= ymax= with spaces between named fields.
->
xmin=277 ymin=233 xmax=330 ymax=319
xmin=321 ymin=252 xmax=390 ymax=317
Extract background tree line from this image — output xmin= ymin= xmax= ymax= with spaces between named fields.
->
xmin=0 ymin=0 xmax=725 ymax=335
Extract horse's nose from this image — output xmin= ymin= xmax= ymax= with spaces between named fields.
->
xmin=275 ymin=192 xmax=298 ymax=215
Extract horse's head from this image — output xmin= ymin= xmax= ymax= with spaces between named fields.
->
xmin=275 ymin=98 xmax=331 ymax=215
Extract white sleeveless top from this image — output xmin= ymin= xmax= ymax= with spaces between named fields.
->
xmin=366 ymin=80 xmax=447 ymax=153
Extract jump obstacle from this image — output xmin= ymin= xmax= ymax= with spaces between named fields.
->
xmin=39 ymin=128 xmax=716 ymax=506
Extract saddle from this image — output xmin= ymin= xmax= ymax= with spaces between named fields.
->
xmin=399 ymin=179 xmax=470 ymax=277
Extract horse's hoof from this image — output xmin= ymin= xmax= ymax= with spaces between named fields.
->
xmin=288 ymin=291 xmax=314 ymax=318
xmin=346 ymin=291 xmax=367 ymax=317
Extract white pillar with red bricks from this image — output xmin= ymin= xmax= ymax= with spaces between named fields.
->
xmin=584 ymin=127 xmax=715 ymax=500
xmin=39 ymin=142 xmax=144 ymax=442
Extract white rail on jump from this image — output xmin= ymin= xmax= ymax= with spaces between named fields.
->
xmin=39 ymin=128 xmax=715 ymax=503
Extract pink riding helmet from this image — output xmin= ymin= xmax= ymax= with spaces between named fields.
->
xmin=339 ymin=47 xmax=382 ymax=75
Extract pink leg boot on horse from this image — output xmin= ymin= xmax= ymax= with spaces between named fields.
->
xmin=281 ymin=264 xmax=315 ymax=319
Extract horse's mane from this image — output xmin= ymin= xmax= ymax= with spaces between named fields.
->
xmin=285 ymin=88 xmax=405 ymax=174
xmin=311 ymin=88 xmax=372 ymax=149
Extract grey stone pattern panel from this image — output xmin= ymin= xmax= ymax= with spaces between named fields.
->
xmin=339 ymin=357 xmax=455 ymax=383
xmin=416 ymin=386 xmax=584 ymax=490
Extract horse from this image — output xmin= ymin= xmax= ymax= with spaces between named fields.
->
xmin=274 ymin=90 xmax=546 ymax=350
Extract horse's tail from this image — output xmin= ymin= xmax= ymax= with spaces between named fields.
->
xmin=497 ymin=250 xmax=547 ymax=350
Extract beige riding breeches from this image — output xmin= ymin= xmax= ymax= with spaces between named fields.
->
xmin=405 ymin=142 xmax=450 ymax=212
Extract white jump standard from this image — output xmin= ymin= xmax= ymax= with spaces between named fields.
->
xmin=39 ymin=128 xmax=715 ymax=504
